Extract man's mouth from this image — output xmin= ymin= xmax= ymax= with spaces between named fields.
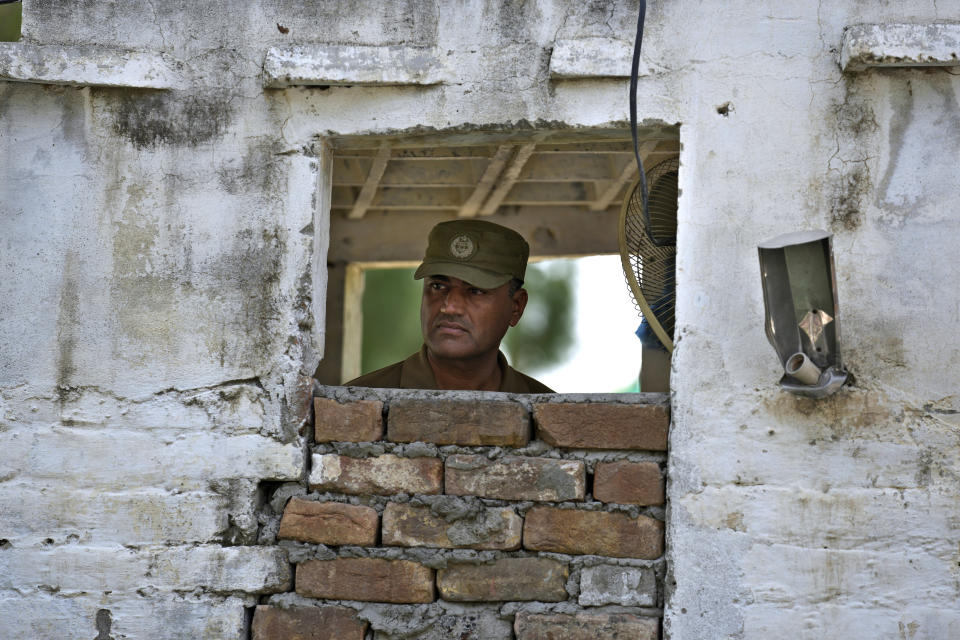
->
xmin=435 ymin=321 xmax=468 ymax=334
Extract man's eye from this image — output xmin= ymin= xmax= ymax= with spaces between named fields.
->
xmin=469 ymin=288 xmax=485 ymax=295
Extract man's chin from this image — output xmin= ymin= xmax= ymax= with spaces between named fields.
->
xmin=425 ymin=338 xmax=479 ymax=361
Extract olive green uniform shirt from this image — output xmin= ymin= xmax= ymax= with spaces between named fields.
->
xmin=345 ymin=345 xmax=554 ymax=393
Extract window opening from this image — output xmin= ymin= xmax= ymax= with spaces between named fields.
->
xmin=315 ymin=126 xmax=679 ymax=391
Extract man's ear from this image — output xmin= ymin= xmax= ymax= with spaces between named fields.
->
xmin=509 ymin=288 xmax=528 ymax=327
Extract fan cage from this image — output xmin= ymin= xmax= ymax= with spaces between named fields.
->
xmin=619 ymin=157 xmax=679 ymax=352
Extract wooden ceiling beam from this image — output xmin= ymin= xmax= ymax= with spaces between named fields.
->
xmin=519 ymin=152 xmax=632 ymax=182
xmin=334 ymin=186 xmax=466 ymax=209
xmin=590 ymin=140 xmax=659 ymax=211
xmin=497 ymin=181 xmax=596 ymax=206
xmin=457 ymin=144 xmax=513 ymax=218
xmin=335 ymin=156 xmax=489 ymax=187
xmin=329 ymin=207 xmax=621 ymax=263
xmin=479 ymin=143 xmax=537 ymax=216
xmin=347 ymin=141 xmax=391 ymax=219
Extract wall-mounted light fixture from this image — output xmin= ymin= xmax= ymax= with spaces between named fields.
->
xmin=758 ymin=230 xmax=848 ymax=397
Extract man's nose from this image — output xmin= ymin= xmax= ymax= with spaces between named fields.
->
xmin=440 ymin=287 xmax=466 ymax=314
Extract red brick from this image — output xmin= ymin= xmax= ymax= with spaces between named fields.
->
xmin=308 ymin=453 xmax=442 ymax=496
xmin=533 ymin=402 xmax=668 ymax=450
xmin=593 ymin=460 xmax=664 ymax=505
xmin=251 ymin=605 xmax=367 ymax=640
xmin=382 ymin=502 xmax=522 ymax=550
xmin=437 ymin=557 xmax=568 ymax=602
xmin=445 ymin=455 xmax=585 ymax=501
xmin=514 ymin=612 xmax=658 ymax=640
xmin=277 ymin=497 xmax=378 ymax=546
xmin=387 ymin=399 xmax=529 ymax=446
xmin=313 ymin=397 xmax=383 ymax=443
xmin=296 ymin=558 xmax=434 ymax=603
xmin=523 ymin=507 xmax=663 ymax=559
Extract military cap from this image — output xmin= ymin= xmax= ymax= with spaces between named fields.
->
xmin=413 ymin=220 xmax=529 ymax=289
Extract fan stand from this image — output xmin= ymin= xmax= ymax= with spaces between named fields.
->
xmin=640 ymin=344 xmax=671 ymax=392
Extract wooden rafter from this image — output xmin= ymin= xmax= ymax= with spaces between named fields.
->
xmin=498 ymin=182 xmax=596 ymax=206
xmin=521 ymin=152 xmax=625 ymax=182
xmin=329 ymin=207 xmax=621 ymax=263
xmin=458 ymin=144 xmax=514 ymax=218
xmin=348 ymin=141 xmax=391 ymax=219
xmin=590 ymin=140 xmax=659 ymax=211
xmin=478 ymin=143 xmax=537 ymax=216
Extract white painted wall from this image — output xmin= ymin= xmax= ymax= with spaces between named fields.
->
xmin=1 ymin=1 xmax=958 ymax=638
xmin=664 ymin=6 xmax=960 ymax=639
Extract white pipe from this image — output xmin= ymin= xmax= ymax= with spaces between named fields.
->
xmin=785 ymin=352 xmax=822 ymax=385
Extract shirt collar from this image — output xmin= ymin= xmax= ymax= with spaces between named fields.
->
xmin=400 ymin=345 xmax=515 ymax=391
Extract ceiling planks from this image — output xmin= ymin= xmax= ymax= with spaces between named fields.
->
xmin=478 ymin=143 xmax=538 ymax=216
xmin=347 ymin=141 xmax=392 ymax=219
xmin=329 ymin=129 xmax=679 ymax=224
xmin=590 ymin=140 xmax=658 ymax=211
xmin=457 ymin=144 xmax=514 ymax=218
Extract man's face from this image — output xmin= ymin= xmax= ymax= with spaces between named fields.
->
xmin=421 ymin=275 xmax=527 ymax=362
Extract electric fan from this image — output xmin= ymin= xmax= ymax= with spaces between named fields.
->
xmin=618 ymin=157 xmax=679 ymax=352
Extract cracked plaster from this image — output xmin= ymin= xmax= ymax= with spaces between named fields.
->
xmin=2 ymin=1 xmax=960 ymax=639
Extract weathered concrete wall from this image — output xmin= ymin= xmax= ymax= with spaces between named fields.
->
xmin=1 ymin=3 xmax=326 ymax=637
xmin=664 ymin=5 xmax=960 ymax=639
xmin=1 ymin=0 xmax=959 ymax=638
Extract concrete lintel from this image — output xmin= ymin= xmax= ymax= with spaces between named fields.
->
xmin=841 ymin=23 xmax=960 ymax=72
xmin=549 ymin=37 xmax=651 ymax=79
xmin=0 ymin=42 xmax=181 ymax=89
xmin=263 ymin=44 xmax=449 ymax=88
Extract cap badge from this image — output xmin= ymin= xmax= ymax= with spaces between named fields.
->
xmin=449 ymin=234 xmax=477 ymax=260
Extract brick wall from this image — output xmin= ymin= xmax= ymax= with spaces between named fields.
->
xmin=254 ymin=387 xmax=669 ymax=640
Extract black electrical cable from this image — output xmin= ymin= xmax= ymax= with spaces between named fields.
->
xmin=630 ymin=0 xmax=649 ymax=225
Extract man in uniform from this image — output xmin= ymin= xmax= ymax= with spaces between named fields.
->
xmin=346 ymin=220 xmax=554 ymax=392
